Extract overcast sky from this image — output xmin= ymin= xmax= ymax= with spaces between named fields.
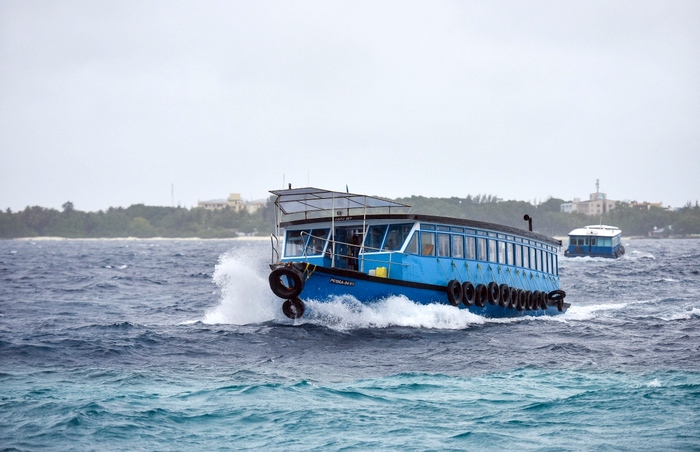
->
xmin=1 ymin=0 xmax=698 ymax=212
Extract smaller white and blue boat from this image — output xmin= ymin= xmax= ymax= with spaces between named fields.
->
xmin=564 ymin=224 xmax=625 ymax=258
xmin=267 ymin=187 xmax=569 ymax=319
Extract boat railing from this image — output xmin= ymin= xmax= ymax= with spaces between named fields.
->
xmin=296 ymin=231 xmax=408 ymax=276
xmin=270 ymin=233 xmax=280 ymax=264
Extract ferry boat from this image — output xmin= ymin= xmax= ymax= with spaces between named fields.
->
xmin=268 ymin=187 xmax=569 ymax=319
xmin=564 ymin=225 xmax=625 ymax=258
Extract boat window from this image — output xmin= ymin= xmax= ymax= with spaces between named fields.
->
xmin=365 ymin=225 xmax=388 ymax=252
xmin=590 ymin=238 xmax=597 ymax=246
xmin=438 ymin=233 xmax=450 ymax=257
xmin=488 ymin=239 xmax=497 ymax=263
xmin=465 ymin=229 xmax=476 ymax=235
xmin=285 ymin=230 xmax=308 ymax=257
xmin=538 ymin=250 xmax=544 ymax=271
xmin=515 ymin=244 xmax=522 ymax=267
xmin=385 ymin=223 xmax=413 ymax=251
xmin=421 ymin=232 xmax=436 ymax=256
xmin=530 ymin=247 xmax=536 ymax=270
xmin=437 ymin=226 xmax=450 ymax=232
xmin=477 ymin=238 xmax=487 ymax=261
xmin=452 ymin=235 xmax=464 ymax=259
xmin=422 ymin=224 xmax=436 ymax=230
xmin=406 ymin=233 xmax=418 ymax=254
xmin=306 ymin=229 xmax=329 ymax=255
xmin=600 ymin=238 xmax=612 ymax=247
xmin=498 ymin=241 xmax=506 ymax=264
xmin=452 ymin=227 xmax=464 ymax=233
xmin=466 ymin=236 xmax=476 ymax=259
xmin=507 ymin=243 xmax=514 ymax=265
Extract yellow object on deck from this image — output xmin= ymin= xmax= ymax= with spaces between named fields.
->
xmin=376 ymin=267 xmax=387 ymax=278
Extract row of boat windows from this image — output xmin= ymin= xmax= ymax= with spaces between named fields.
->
xmin=407 ymin=230 xmax=558 ymax=274
xmin=285 ymin=223 xmax=558 ymax=275
xmin=569 ymin=236 xmax=620 ymax=247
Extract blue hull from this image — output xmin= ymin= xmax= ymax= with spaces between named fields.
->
xmin=297 ymin=266 xmax=568 ymax=318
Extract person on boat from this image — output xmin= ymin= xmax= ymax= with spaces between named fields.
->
xmin=348 ymin=235 xmax=360 ymax=270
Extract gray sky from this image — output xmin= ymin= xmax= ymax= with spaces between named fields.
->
xmin=1 ymin=0 xmax=699 ymax=212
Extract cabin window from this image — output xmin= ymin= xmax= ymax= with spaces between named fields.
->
xmin=452 ymin=227 xmax=464 ymax=233
xmin=477 ymin=238 xmax=487 ymax=261
xmin=453 ymin=235 xmax=464 ymax=258
xmin=306 ymin=229 xmax=329 ymax=255
xmin=423 ymin=224 xmax=436 ymax=230
xmin=365 ymin=225 xmax=387 ymax=252
xmin=524 ymin=246 xmax=531 ymax=268
xmin=507 ymin=242 xmax=515 ymax=265
xmin=514 ymin=244 xmax=522 ymax=267
xmin=600 ymin=238 xmax=612 ymax=247
xmin=385 ymin=223 xmax=413 ymax=250
xmin=437 ymin=225 xmax=450 ymax=232
xmin=438 ymin=233 xmax=450 ymax=257
xmin=488 ymin=239 xmax=497 ymax=263
xmin=466 ymin=236 xmax=476 ymax=259
xmin=538 ymin=250 xmax=544 ymax=271
xmin=285 ymin=230 xmax=308 ymax=257
xmin=406 ymin=233 xmax=418 ymax=254
xmin=421 ymin=232 xmax=436 ymax=256
xmin=498 ymin=241 xmax=506 ymax=264
xmin=590 ymin=238 xmax=597 ymax=246
xmin=530 ymin=247 xmax=536 ymax=270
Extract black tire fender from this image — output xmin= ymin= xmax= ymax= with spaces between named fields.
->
xmin=498 ymin=284 xmax=510 ymax=308
xmin=462 ymin=282 xmax=475 ymax=307
xmin=269 ymin=265 xmax=304 ymax=299
xmin=282 ymin=297 xmax=305 ymax=319
xmin=516 ymin=289 xmax=526 ymax=311
xmin=474 ymin=283 xmax=488 ymax=308
xmin=446 ymin=279 xmax=463 ymax=307
xmin=487 ymin=281 xmax=500 ymax=305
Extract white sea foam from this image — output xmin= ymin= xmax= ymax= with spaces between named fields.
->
xmin=562 ymin=302 xmax=628 ymax=321
xmin=301 ymin=295 xmax=486 ymax=330
xmin=662 ymin=307 xmax=700 ymax=321
xmin=202 ymin=250 xmax=280 ymax=325
xmin=646 ymin=378 xmax=662 ymax=387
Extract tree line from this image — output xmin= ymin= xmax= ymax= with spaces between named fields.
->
xmin=1 ymin=196 xmax=699 ymax=239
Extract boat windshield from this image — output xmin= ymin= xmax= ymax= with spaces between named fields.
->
xmin=363 ymin=223 xmax=413 ymax=252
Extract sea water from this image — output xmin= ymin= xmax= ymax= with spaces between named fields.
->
xmin=1 ymin=238 xmax=699 ymax=450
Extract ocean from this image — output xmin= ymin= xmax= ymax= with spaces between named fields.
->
xmin=1 ymin=238 xmax=699 ymax=451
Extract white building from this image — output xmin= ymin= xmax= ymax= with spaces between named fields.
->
xmin=560 ymin=180 xmax=617 ymax=216
xmin=198 ymin=193 xmax=266 ymax=213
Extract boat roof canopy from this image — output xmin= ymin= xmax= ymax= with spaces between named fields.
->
xmin=270 ymin=187 xmax=411 ymax=215
xmin=568 ymin=225 xmax=622 ymax=237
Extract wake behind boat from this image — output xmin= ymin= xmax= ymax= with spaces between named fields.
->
xmin=267 ymin=187 xmax=569 ymax=319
